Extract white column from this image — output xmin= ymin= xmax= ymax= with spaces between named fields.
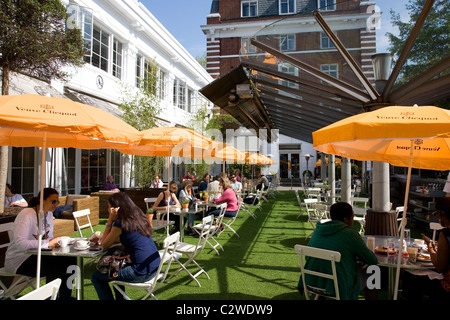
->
xmin=327 ymin=154 xmax=336 ymax=204
xmin=372 ymin=161 xmax=391 ymax=212
xmin=341 ymin=157 xmax=351 ymax=204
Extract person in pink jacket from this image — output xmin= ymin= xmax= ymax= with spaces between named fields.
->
xmin=208 ymin=176 xmax=239 ymax=217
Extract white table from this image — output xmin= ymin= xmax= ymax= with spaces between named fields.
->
xmin=27 ymin=238 xmax=108 ymax=300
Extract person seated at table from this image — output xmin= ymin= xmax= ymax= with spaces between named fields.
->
xmin=297 ymin=202 xmax=378 ymax=300
xmin=179 ymin=180 xmax=200 ymax=235
xmin=402 ymin=197 xmax=450 ymax=300
xmin=207 ymin=177 xmax=239 ymax=218
xmin=91 ymin=192 xmax=161 ymax=300
xmin=182 ymin=171 xmax=195 ymax=182
xmin=230 ymin=174 xmax=242 ymax=194
xmin=152 ymin=180 xmax=181 ymax=232
xmin=256 ymin=172 xmax=269 ymax=191
xmin=149 ymin=174 xmax=163 ymax=188
xmin=4 ymin=183 xmax=28 ymax=208
xmin=4 ymin=188 xmax=76 ymax=300
xmin=198 ymin=173 xmax=209 ymax=193
xmin=207 ymin=174 xmax=221 ymax=195
xmin=104 ymin=175 xmax=120 ymax=192
xmin=234 ymin=169 xmax=242 ymax=182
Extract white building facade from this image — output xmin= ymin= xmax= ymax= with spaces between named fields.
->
xmin=6 ymin=0 xmax=213 ymax=197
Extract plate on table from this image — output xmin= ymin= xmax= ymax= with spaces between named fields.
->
xmin=74 ymin=245 xmax=90 ymax=250
xmin=374 ymin=246 xmax=398 ymax=254
xmin=417 ymin=253 xmax=431 ymax=262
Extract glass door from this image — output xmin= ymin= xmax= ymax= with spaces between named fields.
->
xmin=280 ymin=154 xmax=289 ymax=178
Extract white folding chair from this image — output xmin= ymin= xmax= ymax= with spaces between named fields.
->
xmin=17 ymin=278 xmax=61 ymax=300
xmin=166 ymin=215 xmax=214 ymax=287
xmin=304 ymin=199 xmax=330 ymax=239
xmin=72 ymin=209 xmax=94 ymax=238
xmin=430 ymin=222 xmax=444 ymax=242
xmin=300 ymin=198 xmax=318 ymax=219
xmin=218 ymin=205 xmax=241 ymax=238
xmin=193 ymin=204 xmax=226 ymax=255
xmin=294 ymin=245 xmax=341 ymax=300
xmin=110 ymin=232 xmax=180 ymax=300
xmin=396 ymin=206 xmax=405 ymax=233
xmin=307 ymin=188 xmax=322 ymax=199
xmin=0 ymin=222 xmax=37 ymax=300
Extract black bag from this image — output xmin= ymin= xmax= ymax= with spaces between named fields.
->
xmin=96 ymin=246 xmax=131 ymax=279
xmin=243 ymin=197 xmax=258 ymax=205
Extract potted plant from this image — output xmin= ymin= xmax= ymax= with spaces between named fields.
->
xmin=181 ymin=199 xmax=190 ymax=209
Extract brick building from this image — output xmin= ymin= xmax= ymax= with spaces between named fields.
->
xmin=201 ymin=0 xmax=378 ymax=179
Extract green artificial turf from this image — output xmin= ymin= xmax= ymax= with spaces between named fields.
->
xmin=18 ymin=190 xmax=432 ymax=301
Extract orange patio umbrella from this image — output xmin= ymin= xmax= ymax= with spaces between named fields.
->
xmin=0 ymin=94 xmax=142 ymax=290
xmin=244 ymin=151 xmax=276 ymax=165
xmin=313 ymin=105 xmax=450 ymax=300
xmin=315 ymin=157 xmax=342 ymax=167
xmin=118 ymin=127 xmax=245 ymax=235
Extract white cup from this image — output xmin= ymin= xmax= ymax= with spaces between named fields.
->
xmin=58 ymin=236 xmax=70 ymax=248
xmin=414 ymin=239 xmax=425 ymax=247
xmin=76 ymin=240 xmax=89 ymax=248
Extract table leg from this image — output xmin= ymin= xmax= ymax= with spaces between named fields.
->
xmin=76 ymin=256 xmax=84 ymax=300
xmin=179 ymin=215 xmax=185 ymax=242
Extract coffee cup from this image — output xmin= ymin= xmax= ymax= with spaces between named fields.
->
xmin=76 ymin=240 xmax=89 ymax=248
xmin=58 ymin=236 xmax=70 ymax=248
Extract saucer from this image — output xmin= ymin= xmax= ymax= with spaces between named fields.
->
xmin=74 ymin=245 xmax=90 ymax=250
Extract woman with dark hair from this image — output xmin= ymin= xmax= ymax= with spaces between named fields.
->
xmin=152 ymin=180 xmax=181 ymax=231
xmin=402 ymin=197 xmax=450 ymax=300
xmin=91 ymin=192 xmax=161 ymax=300
xmin=5 ymin=188 xmax=76 ymax=299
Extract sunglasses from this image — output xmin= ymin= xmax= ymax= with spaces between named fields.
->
xmin=51 ymin=200 xmax=60 ymax=205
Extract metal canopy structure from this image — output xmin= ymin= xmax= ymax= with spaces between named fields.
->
xmin=200 ymin=0 xmax=449 ymax=143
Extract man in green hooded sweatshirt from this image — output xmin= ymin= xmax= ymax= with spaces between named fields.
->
xmin=299 ymin=202 xmax=378 ymax=300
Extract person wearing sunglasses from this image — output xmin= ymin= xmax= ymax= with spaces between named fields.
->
xmin=152 ymin=180 xmax=181 ymax=231
xmin=5 ymin=188 xmax=76 ymax=300
xmin=402 ymin=197 xmax=450 ymax=300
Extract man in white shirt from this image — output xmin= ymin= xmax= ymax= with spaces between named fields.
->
xmin=150 ymin=175 xmax=163 ymax=188
xmin=207 ymin=175 xmax=221 ymax=194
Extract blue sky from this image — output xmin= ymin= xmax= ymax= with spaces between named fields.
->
xmin=141 ymin=0 xmax=410 ymax=58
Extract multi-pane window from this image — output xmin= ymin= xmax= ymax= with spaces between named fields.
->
xmin=279 ymin=63 xmax=298 ymax=89
xmin=159 ymin=70 xmax=166 ymax=100
xmin=173 ymin=78 xmax=178 ymax=106
xmin=241 ymin=38 xmax=257 ymax=54
xmin=187 ymin=89 xmax=193 ymax=113
xmin=241 ymin=1 xmax=257 ymax=17
xmin=61 ymin=148 xmax=76 ymax=196
xmin=112 ymin=39 xmax=123 ymax=79
xmin=320 ymin=32 xmax=335 ymax=49
xmin=10 ymin=147 xmax=35 ymax=200
xmin=318 ymin=0 xmax=336 ymax=11
xmin=280 ymin=34 xmax=295 ymax=51
xmin=65 ymin=4 xmax=93 ymax=59
xmin=87 ymin=26 xmax=109 ymax=72
xmin=321 ymin=64 xmax=339 ymax=78
xmin=280 ymin=0 xmax=295 ymax=14
xmin=178 ymin=81 xmax=186 ymax=110
xmin=136 ymin=54 xmax=143 ymax=88
xmin=110 ymin=150 xmax=121 ymax=187
xmin=81 ymin=149 xmax=106 ymax=193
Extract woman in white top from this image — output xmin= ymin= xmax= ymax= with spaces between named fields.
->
xmin=5 ymin=188 xmax=75 ymax=299
xmin=4 ymin=183 xmax=28 ymax=208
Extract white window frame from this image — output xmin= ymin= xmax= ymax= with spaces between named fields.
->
xmin=279 ymin=63 xmax=299 ymax=89
xmin=88 ymin=26 xmax=109 ymax=72
xmin=279 ymin=0 xmax=295 ymax=15
xmin=241 ymin=38 xmax=257 ymax=54
xmin=320 ymin=32 xmax=335 ymax=49
xmin=241 ymin=1 xmax=258 ymax=17
xmin=112 ymin=37 xmax=123 ymax=79
xmin=321 ymin=64 xmax=339 ymax=78
xmin=280 ymin=34 xmax=295 ymax=52
xmin=318 ymin=0 xmax=336 ymax=11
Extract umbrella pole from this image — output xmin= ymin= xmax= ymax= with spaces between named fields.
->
xmin=36 ymin=134 xmax=47 ymax=289
xmin=167 ymin=156 xmax=171 ymax=238
xmin=393 ymin=139 xmax=414 ymax=300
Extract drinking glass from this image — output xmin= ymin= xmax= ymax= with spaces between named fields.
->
xmin=387 ymin=240 xmax=395 ymax=255
xmin=407 ymin=247 xmax=418 ymax=263
xmin=404 ymin=228 xmax=411 ymax=245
